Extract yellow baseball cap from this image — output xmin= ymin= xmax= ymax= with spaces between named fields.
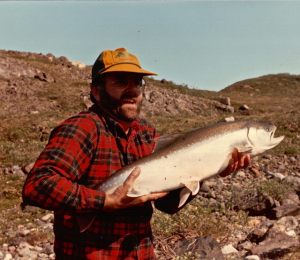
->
xmin=92 ymin=48 xmax=157 ymax=81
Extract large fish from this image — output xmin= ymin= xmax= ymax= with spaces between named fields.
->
xmin=78 ymin=120 xmax=284 ymax=232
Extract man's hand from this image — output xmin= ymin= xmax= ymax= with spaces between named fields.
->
xmin=103 ymin=167 xmax=167 ymax=211
xmin=219 ymin=148 xmax=251 ymax=177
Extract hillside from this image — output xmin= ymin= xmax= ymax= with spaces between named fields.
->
xmin=0 ymin=50 xmax=299 ymax=259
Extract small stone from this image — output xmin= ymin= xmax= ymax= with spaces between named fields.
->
xmin=239 ymin=104 xmax=250 ymax=111
xmin=43 ymin=243 xmax=54 ymax=255
xmin=19 ymin=229 xmax=31 ymax=236
xmin=238 ymin=241 xmax=253 ymax=251
xmin=220 ymin=202 xmax=226 ymax=210
xmin=34 ymin=246 xmax=43 ymax=252
xmin=11 ymin=165 xmax=24 ymax=176
xmin=17 ymin=247 xmax=31 ymax=257
xmin=262 ymin=154 xmax=272 ymax=160
xmin=221 ymin=244 xmax=238 ymax=254
xmin=30 ymin=110 xmax=39 ymax=115
xmin=236 ymin=170 xmax=246 ymax=178
xmin=219 ymin=97 xmax=231 ymax=106
xmin=38 ymin=253 xmax=49 ymax=258
xmin=4 ymin=253 xmax=13 ymax=260
xmin=267 ymin=171 xmax=285 ymax=180
xmin=200 ymin=181 xmax=211 ymax=193
xmin=249 ymin=167 xmax=261 ymax=178
xmin=245 ymin=255 xmax=260 ymax=260
xmin=19 ymin=242 xmax=33 ymax=249
xmin=41 ymin=213 xmax=54 ymax=222
xmin=224 ymin=116 xmax=235 ymax=122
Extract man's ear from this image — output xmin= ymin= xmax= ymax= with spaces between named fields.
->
xmin=90 ymin=84 xmax=100 ymax=103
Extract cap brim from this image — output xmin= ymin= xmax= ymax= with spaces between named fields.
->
xmin=100 ymin=64 xmax=157 ymax=76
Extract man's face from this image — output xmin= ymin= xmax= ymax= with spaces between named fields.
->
xmin=97 ymin=72 xmax=145 ymax=122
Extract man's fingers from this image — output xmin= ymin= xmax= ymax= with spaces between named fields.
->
xmin=123 ymin=167 xmax=141 ymax=191
xmin=149 ymin=192 xmax=168 ymax=200
xmin=239 ymin=154 xmax=251 ymax=168
xmin=138 ymin=192 xmax=168 ymax=203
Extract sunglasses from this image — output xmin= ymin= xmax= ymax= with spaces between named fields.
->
xmin=106 ymin=75 xmax=146 ymax=89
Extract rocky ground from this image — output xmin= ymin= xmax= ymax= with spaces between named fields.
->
xmin=153 ymin=153 xmax=300 ymax=259
xmin=0 ymin=153 xmax=299 ymax=259
xmin=0 ymin=50 xmax=299 ymax=259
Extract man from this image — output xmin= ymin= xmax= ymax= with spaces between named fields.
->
xmin=22 ymin=48 xmax=250 ymax=259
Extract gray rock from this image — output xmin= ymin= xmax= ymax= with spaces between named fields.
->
xmin=221 ymin=244 xmax=238 ymax=255
xmin=18 ymin=229 xmax=31 ymax=237
xmin=284 ymin=176 xmax=300 ymax=191
xmin=200 ymin=181 xmax=211 ymax=193
xmin=38 ymin=252 xmax=49 ymax=259
xmin=42 ymin=243 xmax=53 ymax=255
xmin=245 ymin=255 xmax=260 ymax=260
xmin=251 ymin=231 xmax=299 ymax=258
xmin=41 ymin=213 xmax=54 ymax=223
xmin=224 ymin=116 xmax=235 ymax=122
xmin=235 ymin=170 xmax=246 ymax=178
xmin=238 ymin=241 xmax=253 ymax=251
xmin=266 ymin=171 xmax=285 ymax=180
xmin=3 ymin=253 xmax=13 ymax=260
xmin=215 ymin=103 xmax=235 ymax=113
xmin=272 ymin=203 xmax=300 ymax=219
xmin=271 ymin=216 xmax=298 ymax=237
xmin=239 ymin=104 xmax=250 ymax=111
xmin=219 ymin=97 xmax=231 ymax=106
xmin=174 ymin=236 xmax=224 ymax=259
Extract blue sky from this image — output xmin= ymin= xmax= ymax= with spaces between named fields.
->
xmin=1 ymin=0 xmax=300 ymax=91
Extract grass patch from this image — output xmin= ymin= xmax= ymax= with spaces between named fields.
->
xmin=258 ymin=179 xmax=295 ymax=202
xmin=228 ymin=179 xmax=295 ymax=212
xmin=152 ymin=197 xmax=230 ymax=239
xmin=0 ymin=174 xmax=23 ymax=211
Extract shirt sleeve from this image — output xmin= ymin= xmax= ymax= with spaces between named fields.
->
xmin=22 ymin=115 xmax=105 ymax=213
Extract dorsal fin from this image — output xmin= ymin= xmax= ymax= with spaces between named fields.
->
xmin=153 ymin=133 xmax=185 ymax=153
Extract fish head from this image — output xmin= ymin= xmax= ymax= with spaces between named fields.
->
xmin=247 ymin=122 xmax=284 ymax=155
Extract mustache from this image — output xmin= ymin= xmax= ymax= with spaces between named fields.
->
xmin=99 ymin=87 xmax=143 ymax=109
xmin=120 ymin=88 xmax=142 ymax=100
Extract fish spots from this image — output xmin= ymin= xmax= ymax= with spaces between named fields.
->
xmin=164 ymin=177 xmax=167 ymax=181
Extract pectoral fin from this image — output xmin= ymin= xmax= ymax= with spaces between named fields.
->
xmin=178 ymin=181 xmax=200 ymax=208
xmin=184 ymin=181 xmax=200 ymax=195
xmin=236 ymin=145 xmax=252 ymax=154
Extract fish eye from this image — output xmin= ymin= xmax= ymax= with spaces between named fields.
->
xmin=265 ymin=126 xmax=272 ymax=132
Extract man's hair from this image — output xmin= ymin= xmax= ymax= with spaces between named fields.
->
xmin=90 ymin=76 xmax=105 ymax=104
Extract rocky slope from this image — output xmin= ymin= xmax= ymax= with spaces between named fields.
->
xmin=0 ymin=50 xmax=299 ymax=259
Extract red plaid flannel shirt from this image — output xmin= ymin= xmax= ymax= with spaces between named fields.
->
xmin=22 ymin=105 xmax=159 ymax=259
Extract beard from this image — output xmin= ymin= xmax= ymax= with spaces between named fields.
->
xmin=98 ymin=87 xmax=143 ymax=122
